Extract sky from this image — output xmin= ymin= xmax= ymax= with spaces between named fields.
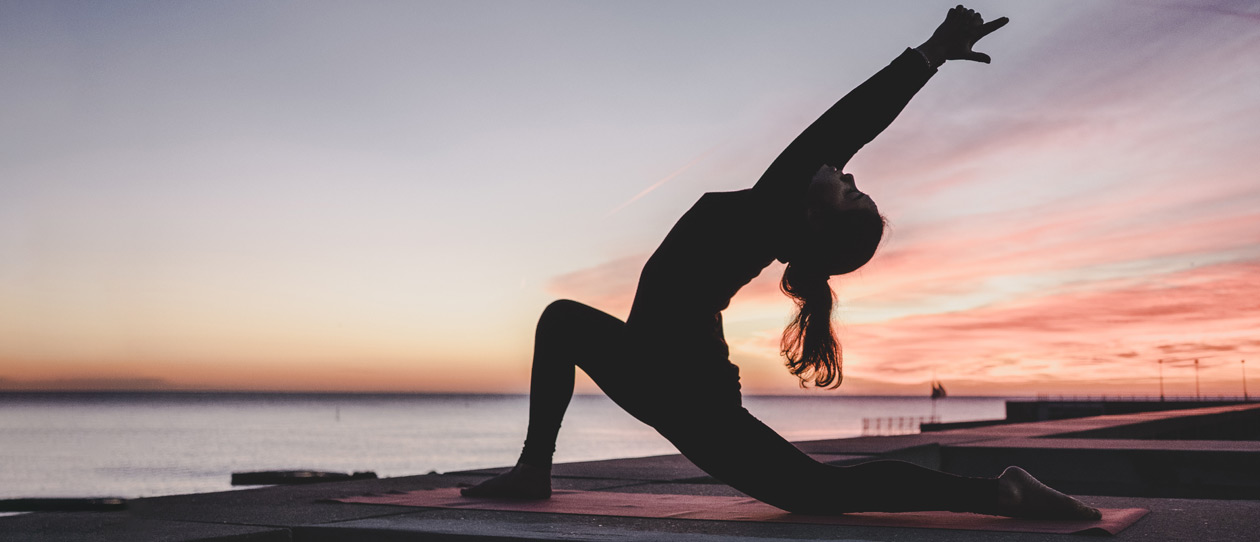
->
xmin=1 ymin=1 xmax=1257 ymax=396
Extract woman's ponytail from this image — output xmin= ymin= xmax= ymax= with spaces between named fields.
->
xmin=780 ymin=262 xmax=842 ymax=388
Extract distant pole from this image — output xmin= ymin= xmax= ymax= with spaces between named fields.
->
xmin=1158 ymin=359 xmax=1165 ymax=401
xmin=1194 ymin=359 xmax=1201 ymax=399
xmin=1243 ymin=360 xmax=1249 ymax=401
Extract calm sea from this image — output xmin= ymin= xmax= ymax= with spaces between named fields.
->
xmin=0 ymin=393 xmax=1008 ymax=499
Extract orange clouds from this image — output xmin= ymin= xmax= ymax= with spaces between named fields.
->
xmin=716 ymin=261 xmax=1259 ymax=394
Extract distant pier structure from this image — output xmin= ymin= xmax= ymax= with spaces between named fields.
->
xmin=918 ymin=395 xmax=1259 ymax=434
xmin=1007 ymin=396 xmax=1258 ymax=423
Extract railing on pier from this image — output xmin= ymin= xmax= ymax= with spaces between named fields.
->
xmin=1028 ymin=394 xmax=1256 ymax=402
xmin=860 ymin=416 xmax=940 ymax=436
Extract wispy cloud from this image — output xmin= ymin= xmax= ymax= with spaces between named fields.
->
xmin=1154 ymin=1 xmax=1260 ymax=23
xmin=606 ymin=144 xmax=722 ymax=217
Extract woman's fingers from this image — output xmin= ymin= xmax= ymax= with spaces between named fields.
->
xmin=977 ymin=17 xmax=1009 ymax=40
xmin=962 ymin=16 xmax=1008 ymax=64
xmin=959 ymin=50 xmax=992 ymax=64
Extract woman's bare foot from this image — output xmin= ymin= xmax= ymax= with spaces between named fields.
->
xmin=996 ymin=466 xmax=1101 ymax=520
xmin=460 ymin=462 xmax=552 ymax=500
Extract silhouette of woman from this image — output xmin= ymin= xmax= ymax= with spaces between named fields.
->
xmin=464 ymin=6 xmax=1100 ymax=519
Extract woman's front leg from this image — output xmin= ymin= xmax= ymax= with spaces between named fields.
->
xmin=461 ymin=300 xmax=627 ymax=499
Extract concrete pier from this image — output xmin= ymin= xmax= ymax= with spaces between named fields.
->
xmin=1005 ymin=397 xmax=1257 ymax=424
xmin=3 ymin=402 xmax=1258 ymax=541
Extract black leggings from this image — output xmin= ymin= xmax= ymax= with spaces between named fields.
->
xmin=519 ymin=299 xmax=998 ymax=514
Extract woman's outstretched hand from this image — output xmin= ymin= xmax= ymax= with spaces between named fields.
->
xmin=917 ymin=5 xmax=1009 ymax=66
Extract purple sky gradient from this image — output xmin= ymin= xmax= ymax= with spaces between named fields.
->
xmin=2 ymin=1 xmax=1257 ymax=394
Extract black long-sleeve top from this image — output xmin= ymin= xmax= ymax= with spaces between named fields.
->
xmin=624 ymin=49 xmax=936 ymax=393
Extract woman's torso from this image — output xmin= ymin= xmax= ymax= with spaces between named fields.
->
xmin=624 ymin=189 xmax=781 ymax=398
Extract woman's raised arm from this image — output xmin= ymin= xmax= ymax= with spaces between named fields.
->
xmin=752 ymin=6 xmax=1008 ymax=208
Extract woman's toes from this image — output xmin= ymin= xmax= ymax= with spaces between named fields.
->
xmin=996 ymin=466 xmax=1098 ymax=520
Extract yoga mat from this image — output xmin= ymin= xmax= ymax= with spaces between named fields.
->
xmin=335 ymin=487 xmax=1148 ymax=536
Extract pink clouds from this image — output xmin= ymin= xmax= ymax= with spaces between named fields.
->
xmin=545 ymin=253 xmax=647 ymax=318
xmin=836 ymin=261 xmax=1260 ymax=392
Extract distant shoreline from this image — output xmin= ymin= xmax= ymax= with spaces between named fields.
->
xmin=0 ymin=390 xmax=1024 ymax=399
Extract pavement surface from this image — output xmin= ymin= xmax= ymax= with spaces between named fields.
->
xmin=3 ymin=402 xmax=1258 ymax=541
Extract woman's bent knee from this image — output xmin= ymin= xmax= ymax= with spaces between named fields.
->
xmin=542 ymin=299 xmax=587 ymax=317
xmin=538 ymin=299 xmax=588 ymax=329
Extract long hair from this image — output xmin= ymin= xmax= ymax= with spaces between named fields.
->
xmin=780 ymin=209 xmax=886 ymax=389
xmin=780 ymin=262 xmax=841 ymax=388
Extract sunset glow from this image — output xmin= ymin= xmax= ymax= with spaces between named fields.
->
xmin=2 ymin=1 xmax=1257 ymax=395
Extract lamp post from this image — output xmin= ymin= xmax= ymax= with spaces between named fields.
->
xmin=1243 ymin=360 xmax=1249 ymax=401
xmin=1158 ymin=359 xmax=1165 ymax=401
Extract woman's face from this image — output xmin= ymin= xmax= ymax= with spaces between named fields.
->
xmin=807 ymin=166 xmax=878 ymax=224
xmin=778 ymin=166 xmax=883 ymax=275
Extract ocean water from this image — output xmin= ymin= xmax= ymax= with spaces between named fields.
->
xmin=0 ymin=393 xmax=1008 ymax=499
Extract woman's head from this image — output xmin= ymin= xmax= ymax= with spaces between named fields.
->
xmin=779 ymin=166 xmax=887 ymax=389
xmin=799 ymin=166 xmax=885 ymax=275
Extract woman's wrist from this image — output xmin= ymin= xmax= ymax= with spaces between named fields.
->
xmin=914 ymin=41 xmax=947 ymax=69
